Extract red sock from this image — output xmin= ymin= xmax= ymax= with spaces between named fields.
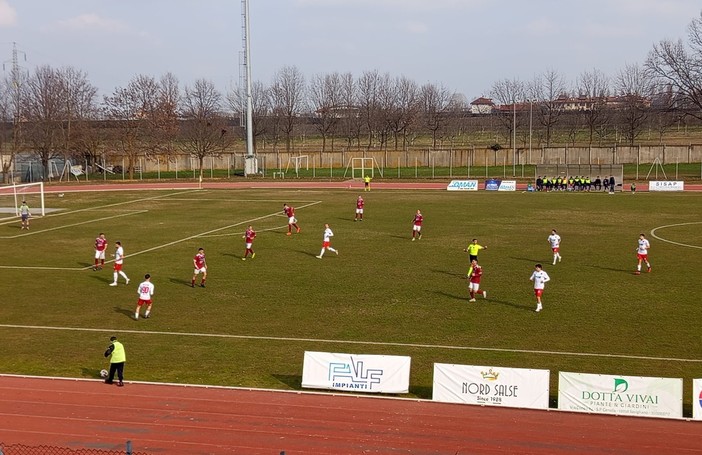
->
xmin=191 ymin=279 xmax=195 ymax=286
xmin=470 ymin=291 xmax=474 ymax=299
xmin=201 ymin=279 xmax=206 ymax=285
xmin=94 ymin=259 xmax=98 ymax=266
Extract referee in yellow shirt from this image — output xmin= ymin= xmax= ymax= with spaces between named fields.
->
xmin=464 ymin=238 xmax=487 ymax=265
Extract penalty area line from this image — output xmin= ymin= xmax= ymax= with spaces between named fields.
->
xmin=650 ymin=221 xmax=702 ymax=250
xmin=0 ymin=324 xmax=699 ymax=364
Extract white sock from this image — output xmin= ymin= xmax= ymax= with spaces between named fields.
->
xmin=329 ymin=247 xmax=337 ymax=253
xmin=319 ymin=249 xmax=325 ymax=257
xmin=119 ymin=271 xmax=128 ymax=280
xmin=134 ymin=312 xmax=139 ymax=319
xmin=145 ymin=310 xmax=150 ymax=317
xmin=113 ymin=272 xmax=118 ymax=283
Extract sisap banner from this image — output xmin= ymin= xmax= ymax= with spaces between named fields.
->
xmin=484 ymin=179 xmax=501 ymax=191
xmin=558 ymin=372 xmax=682 ymax=419
xmin=447 ymin=180 xmax=479 ymax=191
xmin=498 ymin=180 xmax=517 ymax=191
xmin=433 ymin=363 xmax=549 ymax=410
xmin=649 ymin=181 xmax=684 ymax=192
xmin=302 ymin=351 xmax=411 ymax=394
xmin=694 ymin=379 xmax=702 ymax=421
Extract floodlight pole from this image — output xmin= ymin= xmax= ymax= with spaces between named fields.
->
xmin=242 ymin=0 xmax=257 ymax=175
xmin=512 ymin=100 xmax=516 ymax=176
xmin=529 ymin=99 xmax=533 ymax=163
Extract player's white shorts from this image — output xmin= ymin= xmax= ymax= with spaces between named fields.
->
xmin=356 ymin=208 xmax=364 ymax=214
xmin=469 ymin=282 xmax=480 ymax=292
xmin=245 ymin=242 xmax=253 ymax=249
xmin=95 ymin=250 xmax=106 ymax=260
xmin=413 ymin=225 xmax=422 ymax=232
xmin=193 ymin=266 xmax=207 ymax=275
xmin=288 ymin=216 xmax=297 ymax=224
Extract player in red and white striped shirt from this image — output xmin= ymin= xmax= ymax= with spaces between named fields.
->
xmin=191 ymin=248 xmax=207 ymax=288
xmin=242 ymin=225 xmax=256 ymax=260
xmin=94 ymin=233 xmax=108 ymax=270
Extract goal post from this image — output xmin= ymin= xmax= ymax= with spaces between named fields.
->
xmin=285 ymin=155 xmax=309 ymax=177
xmin=0 ymin=182 xmax=46 ymax=216
xmin=344 ymin=157 xmax=384 ymax=179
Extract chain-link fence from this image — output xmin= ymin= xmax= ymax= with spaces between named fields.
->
xmin=0 ymin=442 xmax=148 ymax=455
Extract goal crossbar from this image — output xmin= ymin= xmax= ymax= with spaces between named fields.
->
xmin=0 ymin=182 xmax=46 ymax=216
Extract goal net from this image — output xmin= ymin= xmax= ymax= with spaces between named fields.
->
xmin=0 ymin=182 xmax=46 ymax=218
xmin=285 ymin=155 xmax=309 ymax=177
xmin=344 ymin=157 xmax=383 ymax=179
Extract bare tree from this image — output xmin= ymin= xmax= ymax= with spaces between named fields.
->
xmin=270 ymin=65 xmax=306 ymax=153
xmin=180 ymin=78 xmax=232 ymax=178
xmin=614 ymin=63 xmax=654 ymax=145
xmin=228 ymin=80 xmax=271 ymax=153
xmin=388 ymin=76 xmax=420 ymax=150
xmin=646 ymin=11 xmax=702 ymax=119
xmin=103 ymin=74 xmax=162 ymax=179
xmin=309 ymin=72 xmax=342 ymax=152
xmin=20 ymin=65 xmax=66 ymax=180
xmin=490 ymin=78 xmax=525 ymax=147
xmin=421 ymin=82 xmax=455 ymax=149
xmin=531 ymin=69 xmax=566 ymax=146
xmin=338 ymin=72 xmax=361 ymax=149
xmin=357 ymin=70 xmax=385 ymax=150
xmin=576 ymin=68 xmax=611 ymax=145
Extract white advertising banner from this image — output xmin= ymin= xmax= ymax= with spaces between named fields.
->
xmin=302 ymin=351 xmax=411 ymax=393
xmin=432 ymin=363 xmax=549 ymax=410
xmin=447 ymin=180 xmax=479 ymax=191
xmin=558 ymin=372 xmax=682 ymax=419
xmin=497 ymin=180 xmax=517 ymax=191
xmin=694 ymin=378 xmax=702 ymax=421
xmin=649 ymin=181 xmax=684 ymax=191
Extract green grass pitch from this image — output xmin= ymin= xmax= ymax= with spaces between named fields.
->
xmin=0 ymin=188 xmax=700 ymax=413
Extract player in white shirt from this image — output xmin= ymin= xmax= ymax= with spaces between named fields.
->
xmin=109 ymin=241 xmax=130 ymax=286
xmin=134 ymin=274 xmax=155 ymax=320
xmin=529 ymin=263 xmax=551 ymax=313
xmin=547 ymin=229 xmax=562 ymax=265
xmin=635 ymin=233 xmax=651 ymax=275
xmin=316 ymin=224 xmax=339 ymax=259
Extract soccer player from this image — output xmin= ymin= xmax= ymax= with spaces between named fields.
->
xmin=242 ymin=225 xmax=256 ymax=260
xmin=467 ymin=259 xmax=487 ymax=302
xmin=109 ymin=241 xmax=130 ymax=286
xmin=547 ymin=229 xmax=562 ymax=265
xmin=364 ymin=174 xmax=372 ymax=191
xmin=94 ymin=233 xmax=108 ymax=270
xmin=192 ymin=247 xmax=207 ymax=287
xmin=135 ymin=274 xmax=155 ymax=320
xmin=464 ymin=238 xmax=487 ymax=263
xmin=316 ymin=223 xmax=339 ymax=259
xmin=635 ymin=233 xmax=651 ymax=275
xmin=411 ymin=210 xmax=423 ymax=241
xmin=354 ymin=196 xmax=364 ymax=221
xmin=19 ymin=200 xmax=31 ymax=230
xmin=283 ymin=203 xmax=301 ymax=236
xmin=530 ymin=263 xmax=550 ymax=313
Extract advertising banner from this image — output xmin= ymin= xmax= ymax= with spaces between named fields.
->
xmin=433 ymin=363 xmax=549 ymax=410
xmin=484 ymin=179 xmax=501 ymax=191
xmin=302 ymin=351 xmax=411 ymax=393
xmin=558 ymin=372 xmax=682 ymax=419
xmin=649 ymin=181 xmax=684 ymax=191
xmin=694 ymin=378 xmax=702 ymax=421
xmin=447 ymin=180 xmax=479 ymax=191
xmin=497 ymin=180 xmax=517 ymax=191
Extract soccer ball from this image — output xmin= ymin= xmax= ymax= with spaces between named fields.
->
xmin=100 ymin=369 xmax=108 ymax=378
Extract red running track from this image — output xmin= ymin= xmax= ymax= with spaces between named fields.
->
xmin=0 ymin=375 xmax=700 ymax=455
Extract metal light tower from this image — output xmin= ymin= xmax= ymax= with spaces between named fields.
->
xmin=241 ymin=0 xmax=257 ymax=175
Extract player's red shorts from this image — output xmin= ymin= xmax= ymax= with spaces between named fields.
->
xmin=322 ymin=241 xmax=331 ymax=248
xmin=113 ymin=264 xmax=123 ymax=272
xmin=552 ymin=247 xmax=559 ymax=253
xmin=137 ymin=299 xmax=151 ymax=307
xmin=534 ymin=289 xmax=544 ymax=297
xmin=637 ymin=254 xmax=648 ymax=261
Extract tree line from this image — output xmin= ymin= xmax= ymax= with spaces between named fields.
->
xmin=1 ymin=11 xmax=701 ymax=182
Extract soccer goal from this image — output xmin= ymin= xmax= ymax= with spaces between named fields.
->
xmin=0 ymin=182 xmax=46 ymax=217
xmin=343 ymin=157 xmax=383 ymax=179
xmin=285 ymin=155 xmax=309 ymax=177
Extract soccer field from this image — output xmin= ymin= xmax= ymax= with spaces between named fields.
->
xmin=0 ymin=188 xmax=700 ymax=412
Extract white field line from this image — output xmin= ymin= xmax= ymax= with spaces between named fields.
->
xmin=0 ymin=210 xmax=148 ymax=239
xmin=0 ymin=323 xmax=699 ymax=363
xmin=650 ymin=222 xmax=702 ymax=250
xmin=198 ymin=224 xmax=291 ymax=238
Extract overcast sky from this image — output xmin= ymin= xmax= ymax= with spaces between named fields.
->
xmin=0 ymin=0 xmax=700 ymax=101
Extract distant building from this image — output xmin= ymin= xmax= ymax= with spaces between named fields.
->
xmin=469 ymin=97 xmax=495 ymax=115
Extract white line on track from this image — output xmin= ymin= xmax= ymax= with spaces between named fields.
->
xmin=0 ymin=323 xmax=699 ymax=363
xmin=650 ymin=222 xmax=702 ymax=250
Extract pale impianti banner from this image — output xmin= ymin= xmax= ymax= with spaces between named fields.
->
xmin=432 ymin=363 xmax=549 ymax=410
xmin=301 ymin=351 xmax=411 ymax=394
xmin=558 ymin=372 xmax=682 ymax=419
xmin=649 ymin=181 xmax=684 ymax=191
xmin=694 ymin=379 xmax=702 ymax=421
